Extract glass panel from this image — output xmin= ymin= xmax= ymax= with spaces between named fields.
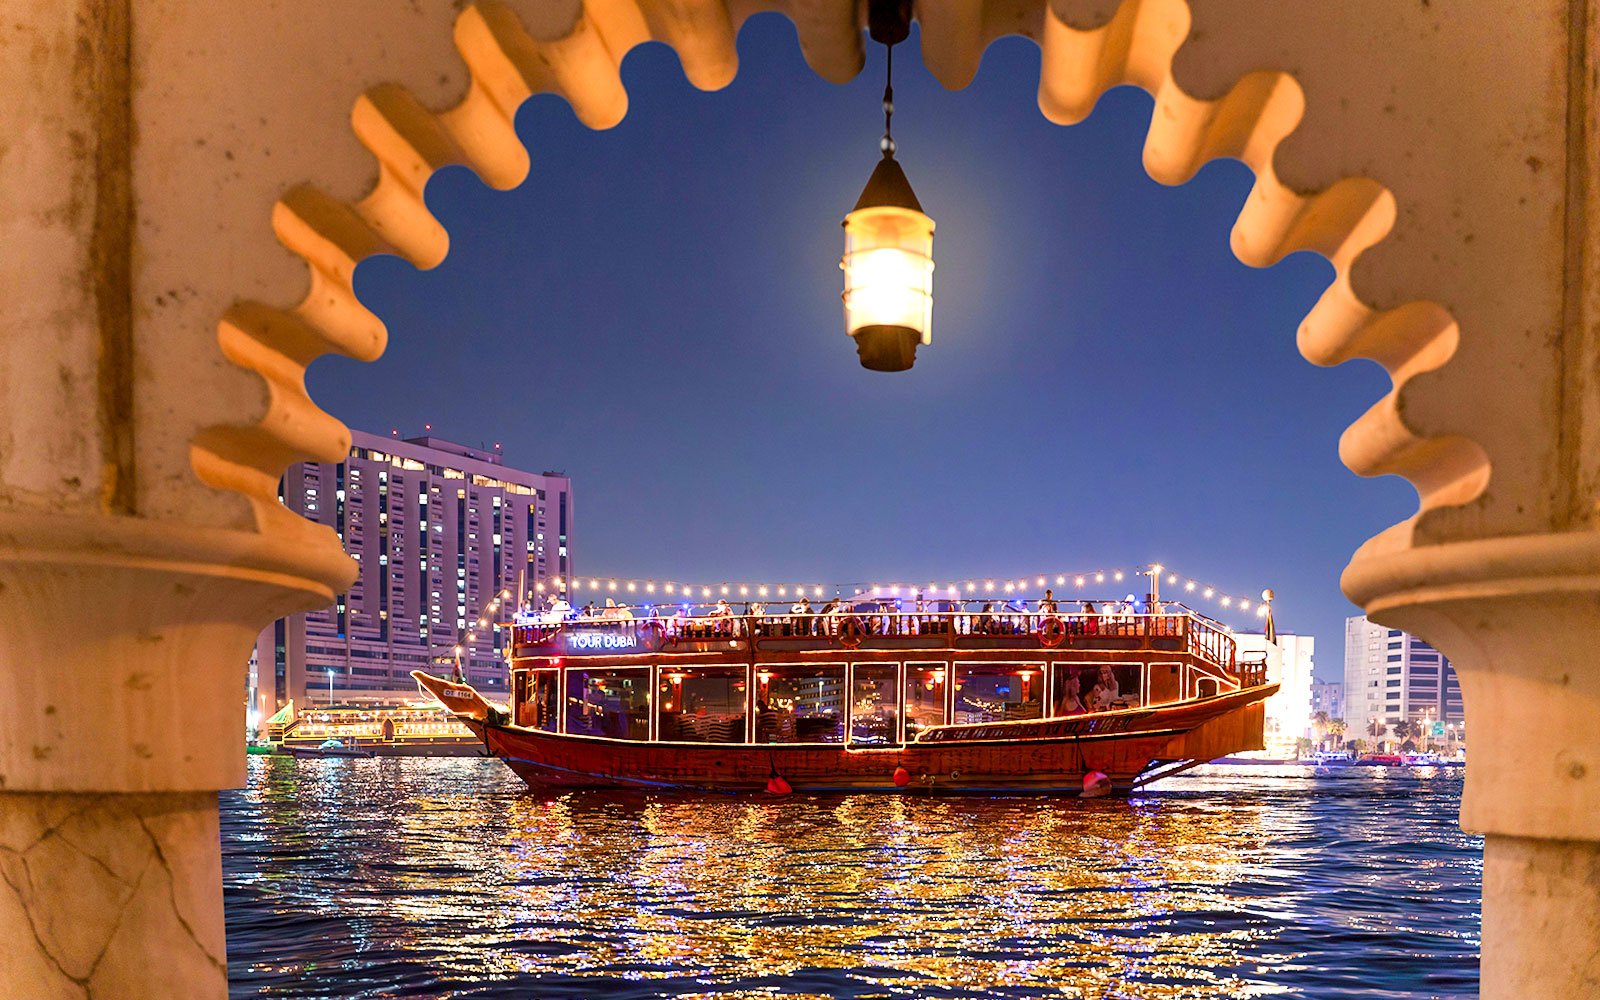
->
xmin=1070 ymin=663 xmax=1144 ymax=712
xmin=850 ymin=664 xmax=900 ymax=745
xmin=516 ymin=669 xmax=559 ymax=731
xmin=565 ymin=667 xmax=650 ymax=740
xmin=658 ymin=667 xmax=748 ymax=744
xmin=1049 ymin=664 xmax=1088 ymax=717
xmin=756 ymin=665 xmax=845 ymax=743
xmin=954 ymin=663 xmax=1044 ymax=723
xmin=905 ymin=663 xmax=947 ymax=738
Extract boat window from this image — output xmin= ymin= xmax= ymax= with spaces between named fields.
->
xmin=658 ymin=667 xmax=747 ymax=743
xmin=516 ymin=669 xmax=560 ymax=732
xmin=905 ymin=663 xmax=947 ymax=737
xmin=954 ymin=663 xmax=1043 ymax=723
xmin=850 ymin=664 xmax=900 ymax=745
xmin=1059 ymin=663 xmax=1145 ymax=712
xmin=565 ymin=667 xmax=650 ymax=740
xmin=755 ymin=665 xmax=845 ymax=743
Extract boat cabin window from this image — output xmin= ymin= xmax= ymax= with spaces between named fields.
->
xmin=566 ymin=667 xmax=650 ymax=740
xmin=850 ymin=664 xmax=900 ymax=745
xmin=954 ymin=663 xmax=1043 ymax=723
xmin=755 ymin=665 xmax=844 ymax=743
xmin=1195 ymin=676 xmax=1219 ymax=699
xmin=1057 ymin=663 xmax=1144 ymax=712
xmin=658 ymin=667 xmax=747 ymax=743
xmin=904 ymin=663 xmax=947 ymax=737
xmin=516 ymin=669 xmax=559 ymax=732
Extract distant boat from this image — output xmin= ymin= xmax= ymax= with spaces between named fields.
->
xmin=282 ymin=737 xmax=375 ymax=759
xmin=414 ymin=597 xmax=1279 ymax=796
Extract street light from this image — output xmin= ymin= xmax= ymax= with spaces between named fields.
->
xmin=326 ymin=668 xmax=334 ymax=706
xmin=841 ymin=0 xmax=934 ymax=372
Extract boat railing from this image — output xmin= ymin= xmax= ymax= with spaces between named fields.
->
xmin=513 ymin=608 xmax=1244 ymax=679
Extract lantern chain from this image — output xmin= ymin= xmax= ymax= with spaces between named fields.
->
xmin=881 ymin=43 xmax=896 ymax=156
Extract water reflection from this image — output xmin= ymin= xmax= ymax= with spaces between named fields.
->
xmin=223 ymin=759 xmax=1479 ymax=999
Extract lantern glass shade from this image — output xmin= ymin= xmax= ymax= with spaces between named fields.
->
xmin=841 ymin=204 xmax=935 ymax=371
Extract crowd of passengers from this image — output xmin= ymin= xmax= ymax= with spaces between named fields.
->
xmin=527 ymin=588 xmax=1177 ymax=636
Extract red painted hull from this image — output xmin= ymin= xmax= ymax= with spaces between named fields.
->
xmin=480 ymin=685 xmax=1275 ymax=795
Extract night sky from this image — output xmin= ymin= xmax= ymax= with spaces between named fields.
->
xmin=316 ymin=16 xmax=1416 ymax=681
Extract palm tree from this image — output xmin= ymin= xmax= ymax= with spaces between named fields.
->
xmin=1311 ymin=710 xmax=1330 ymax=747
xmin=1328 ymin=718 xmax=1347 ymax=748
xmin=1391 ymin=720 xmax=1418 ymax=751
xmin=1367 ymin=717 xmax=1387 ymax=739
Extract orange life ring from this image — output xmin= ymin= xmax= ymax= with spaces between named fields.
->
xmin=1040 ymin=615 xmax=1067 ymax=647
xmin=839 ymin=616 xmax=864 ymax=649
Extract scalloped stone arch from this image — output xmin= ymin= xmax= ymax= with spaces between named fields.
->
xmin=190 ymin=0 xmax=1487 ymax=597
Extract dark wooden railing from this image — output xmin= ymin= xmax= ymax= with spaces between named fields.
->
xmin=512 ymin=607 xmax=1242 ymax=678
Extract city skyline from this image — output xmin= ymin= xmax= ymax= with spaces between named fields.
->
xmin=314 ymin=18 xmax=1417 ymax=681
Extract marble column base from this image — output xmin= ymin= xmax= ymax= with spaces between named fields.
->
xmin=0 ymin=791 xmax=226 ymax=1000
xmin=1482 ymin=834 xmax=1600 ymax=998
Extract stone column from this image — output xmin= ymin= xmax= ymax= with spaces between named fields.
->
xmin=1347 ymin=539 xmax=1600 ymax=998
xmin=1 ymin=4 xmax=353 ymax=997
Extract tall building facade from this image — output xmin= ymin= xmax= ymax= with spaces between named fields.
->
xmin=251 ymin=431 xmax=573 ymax=718
xmin=1342 ymin=616 xmax=1464 ymax=737
xmin=1310 ymin=680 xmax=1344 ymax=720
xmin=1233 ymin=631 xmax=1315 ymax=757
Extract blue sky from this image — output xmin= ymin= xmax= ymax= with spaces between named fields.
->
xmin=317 ymin=15 xmax=1416 ymax=681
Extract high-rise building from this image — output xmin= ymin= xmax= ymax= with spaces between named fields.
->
xmin=1310 ymin=680 xmax=1344 ymax=720
xmin=251 ymin=430 xmax=573 ymax=719
xmin=1233 ymin=631 xmax=1314 ymax=757
xmin=1342 ymin=615 xmax=1463 ymax=738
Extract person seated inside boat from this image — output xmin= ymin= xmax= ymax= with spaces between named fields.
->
xmin=1088 ymin=664 xmax=1121 ymax=712
xmin=1053 ymin=671 xmax=1087 ymax=716
xmin=1037 ymin=588 xmax=1058 ymax=616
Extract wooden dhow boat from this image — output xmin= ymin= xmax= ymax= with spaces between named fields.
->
xmin=414 ymin=598 xmax=1276 ymax=796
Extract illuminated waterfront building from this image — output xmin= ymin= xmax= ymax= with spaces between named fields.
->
xmin=1231 ymin=632 xmax=1314 ymax=757
xmin=251 ymin=430 xmax=573 ymax=718
xmin=1343 ymin=616 xmax=1464 ymax=737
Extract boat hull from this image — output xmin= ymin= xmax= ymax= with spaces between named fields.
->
xmin=481 ymin=685 xmax=1274 ymax=795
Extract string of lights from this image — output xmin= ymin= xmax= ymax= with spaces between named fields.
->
xmin=529 ymin=564 xmax=1276 ymax=625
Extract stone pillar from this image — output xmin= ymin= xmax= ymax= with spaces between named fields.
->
xmin=1346 ymin=540 xmax=1600 ymax=999
xmin=1 ymin=792 xmax=225 ymax=997
xmin=1 ymin=4 xmax=353 ymax=997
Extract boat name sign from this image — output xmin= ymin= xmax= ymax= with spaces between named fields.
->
xmin=565 ymin=630 xmax=644 ymax=653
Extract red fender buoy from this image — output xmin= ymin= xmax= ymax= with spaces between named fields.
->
xmin=766 ymin=775 xmax=791 ymax=795
xmin=1080 ymin=770 xmax=1111 ymax=798
xmin=892 ymin=766 xmax=911 ymax=787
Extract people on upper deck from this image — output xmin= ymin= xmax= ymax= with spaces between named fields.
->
xmin=581 ymin=601 xmax=597 ymax=618
xmin=712 ymin=598 xmax=733 ymax=617
xmin=791 ymin=596 xmax=813 ymax=615
xmin=548 ymin=595 xmax=573 ymax=619
xmin=1088 ymin=664 xmax=1121 ymax=712
xmin=978 ymin=601 xmax=999 ymax=634
xmin=1037 ymin=588 xmax=1058 ymax=615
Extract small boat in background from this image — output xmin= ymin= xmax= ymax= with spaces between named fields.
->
xmin=1310 ymin=749 xmax=1355 ymax=776
xmin=282 ymin=738 xmax=375 ymax=760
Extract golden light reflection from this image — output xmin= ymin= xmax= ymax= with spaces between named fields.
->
xmin=225 ymin=759 xmax=1477 ymax=997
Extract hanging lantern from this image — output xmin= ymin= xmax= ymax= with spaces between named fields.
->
xmin=841 ymin=0 xmax=934 ymax=372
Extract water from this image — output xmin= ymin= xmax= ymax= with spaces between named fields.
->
xmin=222 ymin=758 xmax=1480 ymax=999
